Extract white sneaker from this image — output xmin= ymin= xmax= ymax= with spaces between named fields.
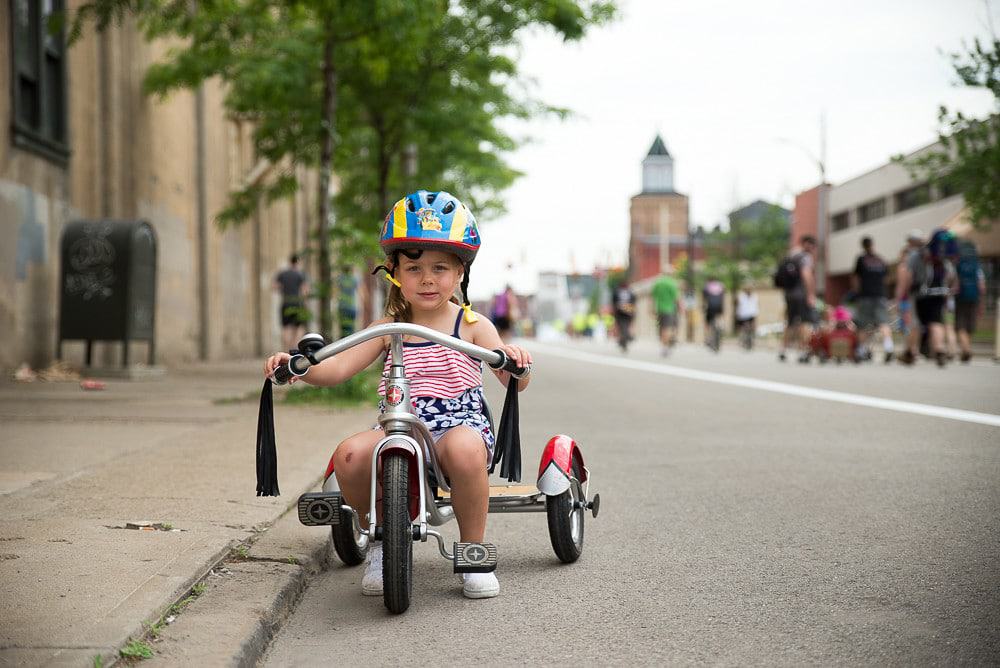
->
xmin=361 ymin=544 xmax=382 ymax=596
xmin=462 ymin=571 xmax=499 ymax=599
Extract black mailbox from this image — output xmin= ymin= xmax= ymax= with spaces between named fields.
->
xmin=58 ymin=220 xmax=157 ymax=366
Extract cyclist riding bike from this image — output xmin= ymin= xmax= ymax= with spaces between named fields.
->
xmin=702 ymin=278 xmax=725 ymax=352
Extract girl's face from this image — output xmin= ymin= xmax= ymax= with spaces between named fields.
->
xmin=395 ymin=250 xmax=463 ymax=313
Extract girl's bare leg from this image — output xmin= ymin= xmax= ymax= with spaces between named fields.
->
xmin=332 ymin=429 xmax=384 ymax=529
xmin=434 ymin=426 xmax=489 ymax=542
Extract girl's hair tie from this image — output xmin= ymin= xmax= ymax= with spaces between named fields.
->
xmin=461 ymin=302 xmax=479 ymax=323
xmin=371 ymin=264 xmax=402 ymax=288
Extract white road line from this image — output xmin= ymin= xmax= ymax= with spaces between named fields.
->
xmin=530 ymin=343 xmax=1000 ymax=428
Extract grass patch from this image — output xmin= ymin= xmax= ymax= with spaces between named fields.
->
xmin=143 ymin=581 xmax=209 ymax=640
xmin=283 ymin=365 xmax=381 ymax=408
xmin=119 ymin=640 xmax=154 ymax=660
xmin=213 ymin=390 xmax=261 ymax=405
xmin=231 ymin=543 xmax=250 ymax=560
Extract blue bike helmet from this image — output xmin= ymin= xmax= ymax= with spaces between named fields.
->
xmin=379 ymin=190 xmax=481 ymax=264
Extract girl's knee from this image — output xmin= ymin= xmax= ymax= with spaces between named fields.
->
xmin=439 ymin=431 xmax=488 ymax=478
xmin=334 ymin=433 xmax=376 ymax=475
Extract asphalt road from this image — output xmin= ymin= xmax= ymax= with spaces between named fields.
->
xmin=264 ymin=339 xmax=1000 ymax=666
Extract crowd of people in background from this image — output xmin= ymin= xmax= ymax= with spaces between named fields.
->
xmin=776 ymin=228 xmax=986 ymax=368
xmin=272 ymin=228 xmax=986 ymax=367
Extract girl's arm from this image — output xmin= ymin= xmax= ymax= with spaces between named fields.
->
xmin=263 ymin=317 xmax=392 ymax=386
xmin=469 ymin=313 xmax=532 ymax=391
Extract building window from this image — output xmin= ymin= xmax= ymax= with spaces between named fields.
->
xmin=857 ymin=198 xmax=886 ymax=224
xmin=938 ymin=179 xmax=958 ymax=200
xmin=831 ymin=211 xmax=850 ymax=232
xmin=10 ymin=0 xmax=69 ymax=162
xmin=894 ymin=183 xmax=930 ymax=213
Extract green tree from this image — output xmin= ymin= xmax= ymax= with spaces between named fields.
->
xmin=900 ymin=36 xmax=1000 ymax=229
xmin=702 ymin=205 xmax=788 ymax=291
xmin=68 ymin=0 xmax=616 ymax=335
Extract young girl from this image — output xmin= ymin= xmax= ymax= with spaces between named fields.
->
xmin=263 ymin=190 xmax=531 ymax=600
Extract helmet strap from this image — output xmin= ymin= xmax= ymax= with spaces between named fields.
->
xmin=371 ymin=263 xmax=401 ymax=288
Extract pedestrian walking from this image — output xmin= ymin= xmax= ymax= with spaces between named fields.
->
xmin=736 ymin=286 xmax=759 ymax=350
xmin=652 ymin=267 xmax=683 ymax=356
xmin=894 ymin=230 xmax=925 ymax=361
xmin=774 ymin=235 xmax=817 ymax=362
xmin=490 ymin=285 xmax=520 ymax=340
xmin=851 ymin=236 xmax=894 ymax=363
xmin=954 ymin=239 xmax=986 ymax=363
xmin=612 ymin=279 xmax=637 ymax=352
xmin=273 ymin=254 xmax=310 ymax=352
xmin=902 ymin=229 xmax=957 ymax=367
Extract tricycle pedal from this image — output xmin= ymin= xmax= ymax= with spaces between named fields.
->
xmin=453 ymin=541 xmax=498 ymax=573
xmin=297 ymin=492 xmax=343 ymax=526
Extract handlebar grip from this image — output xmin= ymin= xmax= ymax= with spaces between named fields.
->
xmin=272 ymin=363 xmax=294 ymax=385
xmin=489 ymin=349 xmax=530 ymax=378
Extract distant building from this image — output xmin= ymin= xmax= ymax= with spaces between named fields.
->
xmin=729 ymin=199 xmax=790 ymax=228
xmin=628 ymin=135 xmax=692 ymax=282
xmin=790 ymin=185 xmax=826 ymax=245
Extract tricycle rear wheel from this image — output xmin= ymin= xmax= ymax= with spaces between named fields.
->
xmin=382 ymin=452 xmax=413 ymax=613
xmin=545 ymin=457 xmax=585 ymax=563
xmin=330 ymin=511 xmax=367 ymax=566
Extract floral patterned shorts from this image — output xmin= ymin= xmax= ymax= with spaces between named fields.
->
xmin=377 ymin=386 xmax=495 ymax=458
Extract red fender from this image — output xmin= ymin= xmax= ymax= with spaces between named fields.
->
xmin=536 ymin=434 xmax=586 ymax=496
xmin=323 ymin=440 xmax=421 ymax=520
xmin=324 ymin=451 xmax=337 ymax=481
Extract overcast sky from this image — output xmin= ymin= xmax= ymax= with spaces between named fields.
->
xmin=468 ymin=0 xmax=998 ymax=300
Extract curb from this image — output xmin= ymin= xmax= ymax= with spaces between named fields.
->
xmin=108 ymin=480 xmax=335 ymax=667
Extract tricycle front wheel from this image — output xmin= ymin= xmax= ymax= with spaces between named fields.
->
xmin=381 ymin=452 xmax=413 ymax=613
xmin=545 ymin=457 xmax=585 ymax=563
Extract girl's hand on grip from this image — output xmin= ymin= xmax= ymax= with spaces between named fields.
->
xmin=263 ymin=352 xmax=294 ymax=382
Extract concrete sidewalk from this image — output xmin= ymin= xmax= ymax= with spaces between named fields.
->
xmin=0 ymin=362 xmax=372 ymax=666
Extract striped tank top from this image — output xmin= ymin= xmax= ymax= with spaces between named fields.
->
xmin=377 ymin=310 xmax=483 ymax=399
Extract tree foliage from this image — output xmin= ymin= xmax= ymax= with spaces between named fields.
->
xmin=901 ymin=36 xmax=1000 ymax=229
xmin=68 ymin=0 xmax=616 ymax=333
xmin=700 ymin=204 xmax=790 ymax=293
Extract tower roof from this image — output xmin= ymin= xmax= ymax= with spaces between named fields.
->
xmin=646 ymin=135 xmax=671 ymax=158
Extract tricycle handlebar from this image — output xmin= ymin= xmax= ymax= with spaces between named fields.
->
xmin=271 ymin=323 xmax=529 ymax=385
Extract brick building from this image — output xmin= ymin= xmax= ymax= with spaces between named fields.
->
xmin=628 ymin=135 xmax=693 ymax=282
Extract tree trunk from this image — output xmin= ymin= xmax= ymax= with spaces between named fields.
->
xmin=316 ymin=25 xmax=337 ymax=337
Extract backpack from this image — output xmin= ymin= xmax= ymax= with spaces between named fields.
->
xmin=773 ymin=254 xmax=802 ymax=289
xmin=956 ymin=247 xmax=981 ymax=303
xmin=916 ymin=258 xmax=952 ymax=298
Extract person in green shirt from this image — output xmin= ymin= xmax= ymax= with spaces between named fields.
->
xmin=651 ymin=267 xmax=684 ymax=356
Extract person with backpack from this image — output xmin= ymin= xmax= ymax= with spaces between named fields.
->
xmin=774 ymin=235 xmax=817 ymax=362
xmin=901 ymin=228 xmax=957 ymax=367
xmin=851 ymin=236 xmax=894 ymax=363
xmin=954 ymin=239 xmax=986 ymax=363
xmin=895 ymin=230 xmax=925 ymax=361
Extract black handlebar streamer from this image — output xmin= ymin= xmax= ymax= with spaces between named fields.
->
xmin=491 ymin=376 xmax=522 ymax=483
xmin=255 ymin=379 xmax=280 ymax=496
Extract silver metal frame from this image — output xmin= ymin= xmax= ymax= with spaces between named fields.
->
xmin=294 ymin=323 xmax=553 ymax=560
